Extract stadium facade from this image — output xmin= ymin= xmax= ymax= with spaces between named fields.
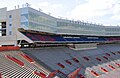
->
xmin=0 ymin=4 xmax=120 ymax=78
xmin=0 ymin=5 xmax=120 ymax=46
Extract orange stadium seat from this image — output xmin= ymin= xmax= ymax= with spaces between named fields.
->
xmin=0 ymin=72 xmax=1 ymax=78
xmin=90 ymin=70 xmax=99 ymax=77
xmin=20 ymin=53 xmax=34 ymax=63
xmin=100 ymin=67 xmax=108 ymax=73
xmin=78 ymin=74 xmax=85 ymax=78
xmin=115 ymin=63 xmax=120 ymax=67
xmin=5 ymin=55 xmax=24 ymax=67
xmin=108 ymin=65 xmax=116 ymax=70
xmin=73 ymin=58 xmax=79 ymax=63
xmin=33 ymin=71 xmax=46 ymax=78
xmin=83 ymin=57 xmax=90 ymax=61
xmin=105 ymin=53 xmax=111 ymax=56
xmin=65 ymin=60 xmax=72 ymax=65
xmin=103 ymin=56 xmax=108 ymax=60
xmin=57 ymin=63 xmax=65 ymax=68
xmin=96 ymin=57 xmax=102 ymax=62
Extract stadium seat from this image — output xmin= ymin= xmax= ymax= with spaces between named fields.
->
xmin=0 ymin=72 xmax=1 ymax=78
xmin=115 ymin=63 xmax=120 ymax=67
xmin=78 ymin=74 xmax=85 ymax=78
xmin=5 ymin=55 xmax=24 ymax=67
xmin=1 ymin=44 xmax=120 ymax=78
xmin=90 ymin=70 xmax=99 ymax=77
xmin=57 ymin=63 xmax=65 ymax=68
xmin=73 ymin=58 xmax=79 ymax=63
xmin=96 ymin=57 xmax=102 ymax=62
xmin=103 ymin=56 xmax=108 ymax=60
xmin=100 ymin=67 xmax=108 ymax=73
xmin=111 ymin=52 xmax=116 ymax=55
xmin=22 ymin=32 xmax=56 ymax=41
xmin=20 ymin=53 xmax=34 ymax=63
xmin=105 ymin=53 xmax=111 ymax=56
xmin=65 ymin=60 xmax=72 ymax=65
xmin=64 ymin=38 xmax=76 ymax=42
xmin=33 ymin=71 xmax=46 ymax=78
xmin=83 ymin=57 xmax=90 ymax=61
xmin=108 ymin=65 xmax=116 ymax=70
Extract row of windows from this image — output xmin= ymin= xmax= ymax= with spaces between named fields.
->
xmin=106 ymin=33 xmax=120 ymax=35
xmin=57 ymin=28 xmax=105 ymax=35
xmin=20 ymin=8 xmax=120 ymax=36
xmin=9 ymin=15 xmax=12 ymax=35
xmin=21 ymin=14 xmax=28 ymax=22
xmin=28 ymin=22 xmax=56 ymax=33
xmin=58 ymin=28 xmax=120 ymax=36
xmin=105 ymin=28 xmax=120 ymax=31
xmin=21 ymin=22 xmax=28 ymax=29
xmin=57 ymin=22 xmax=104 ymax=31
xmin=29 ymin=12 xmax=56 ymax=27
xmin=57 ymin=22 xmax=120 ymax=35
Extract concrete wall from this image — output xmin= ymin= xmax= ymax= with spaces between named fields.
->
xmin=6 ymin=9 xmax=21 ymax=36
xmin=0 ymin=36 xmax=17 ymax=45
xmin=0 ymin=7 xmax=7 ymax=22
xmin=72 ymin=43 xmax=97 ymax=50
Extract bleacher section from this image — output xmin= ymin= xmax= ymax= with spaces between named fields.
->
xmin=21 ymin=32 xmax=108 ymax=43
xmin=23 ymin=44 xmax=120 ymax=78
xmin=0 ymin=51 xmax=59 ymax=78
xmin=0 ymin=44 xmax=120 ymax=78
xmin=108 ymin=38 xmax=120 ymax=41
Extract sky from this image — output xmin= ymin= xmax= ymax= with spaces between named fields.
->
xmin=0 ymin=0 xmax=120 ymax=26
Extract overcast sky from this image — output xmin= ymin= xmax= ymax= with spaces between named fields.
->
xmin=0 ymin=0 xmax=120 ymax=26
